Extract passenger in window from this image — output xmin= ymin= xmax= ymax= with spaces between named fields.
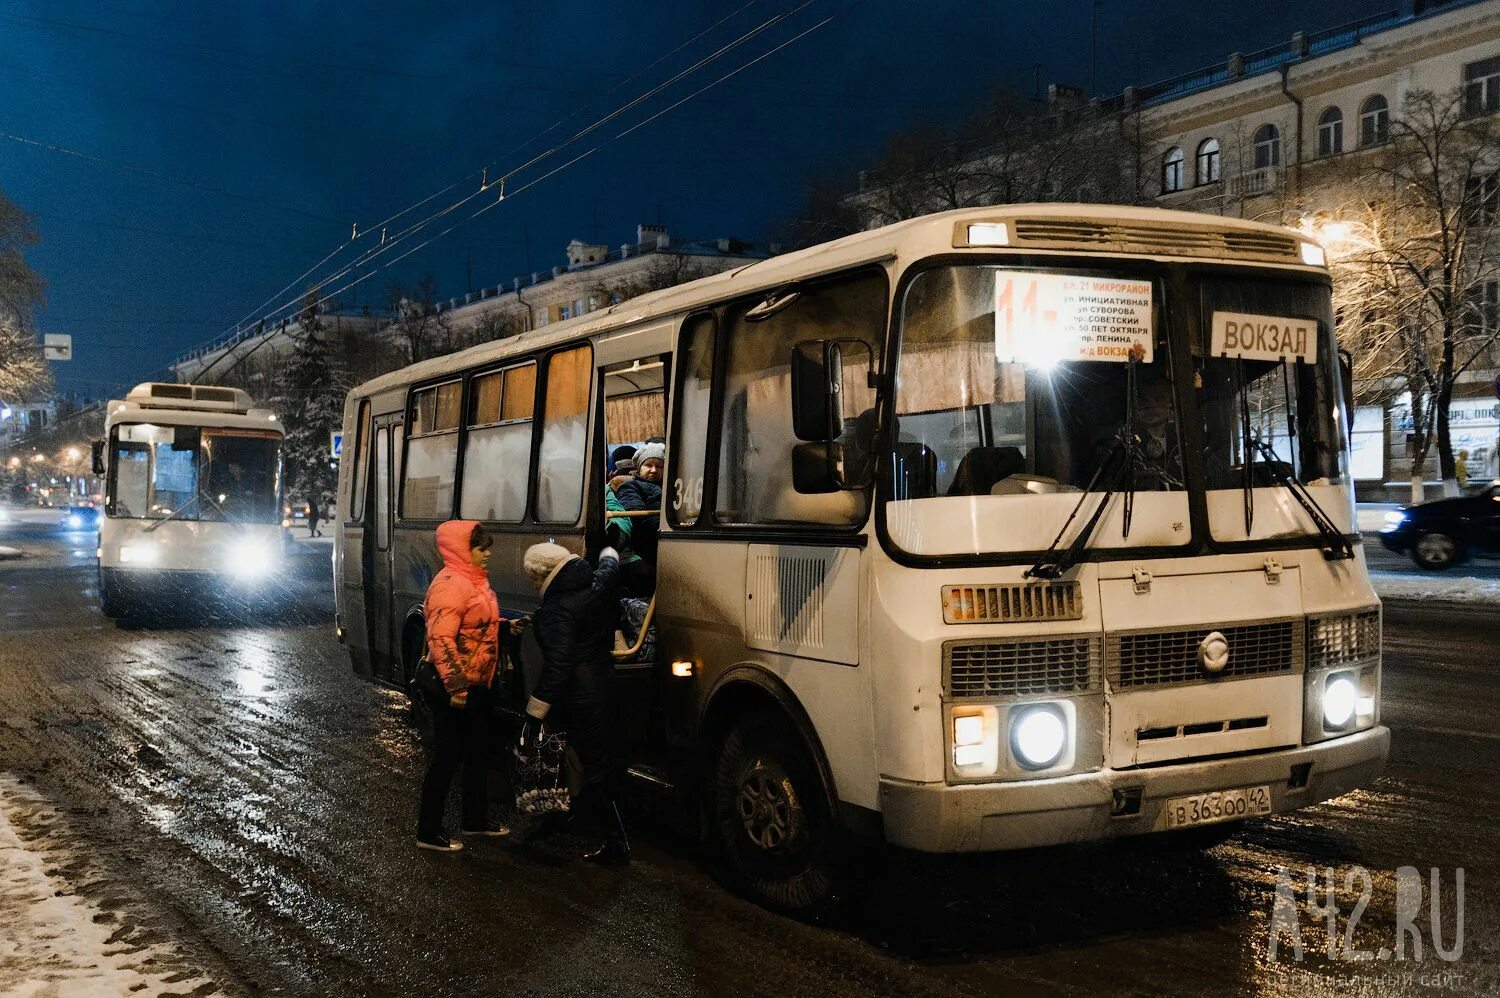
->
xmin=612 ymin=439 xmax=664 ymax=597
xmin=523 ymin=542 xmax=630 ymax=866
xmin=417 ymin=521 xmax=520 ymax=851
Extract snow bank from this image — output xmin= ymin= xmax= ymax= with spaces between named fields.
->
xmin=1371 ymin=571 xmax=1500 ymax=605
xmin=0 ymin=777 xmax=220 ymax=996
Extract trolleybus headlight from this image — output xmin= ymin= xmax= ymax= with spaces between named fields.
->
xmin=229 ymin=539 xmax=277 ymax=578
xmin=1322 ymin=673 xmax=1358 ymax=730
xmin=119 ymin=543 xmax=159 ymax=566
xmin=1010 ymin=703 xmax=1068 ymax=771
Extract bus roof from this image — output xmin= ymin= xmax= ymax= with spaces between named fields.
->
xmin=351 ymin=203 xmax=1322 ymax=399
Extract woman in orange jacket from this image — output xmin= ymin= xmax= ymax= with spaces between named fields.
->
xmin=417 ymin=520 xmax=520 ymax=851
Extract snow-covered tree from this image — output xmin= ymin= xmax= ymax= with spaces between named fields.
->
xmin=280 ymin=289 xmax=342 ymax=508
xmin=0 ymin=191 xmax=49 ymax=402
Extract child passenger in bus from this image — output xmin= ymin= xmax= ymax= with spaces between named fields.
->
xmin=612 ymin=439 xmax=664 ymax=597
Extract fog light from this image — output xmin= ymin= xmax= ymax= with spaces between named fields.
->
xmin=119 ymin=543 xmax=159 ymax=566
xmin=1011 ymin=704 xmax=1067 ymax=770
xmin=1323 ymin=673 xmax=1358 ymax=730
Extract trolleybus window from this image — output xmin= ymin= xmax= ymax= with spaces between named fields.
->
xmin=536 ymin=345 xmax=592 ymax=522
xmin=460 ymin=362 xmax=536 ymax=522
xmin=714 ymin=269 xmax=886 ymax=527
xmin=106 ymin=423 xmax=281 ymax=522
xmin=403 ymin=380 xmax=461 ymax=520
xmin=199 ymin=430 xmax=281 ymax=523
xmin=669 ymin=314 xmax=715 ymax=526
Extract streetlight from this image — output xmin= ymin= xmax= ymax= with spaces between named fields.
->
xmin=31 ymin=453 xmax=45 ymax=463
xmin=66 ymin=447 xmax=81 ymax=462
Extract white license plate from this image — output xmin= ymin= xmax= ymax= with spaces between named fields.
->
xmin=1161 ymin=785 xmax=1272 ymax=829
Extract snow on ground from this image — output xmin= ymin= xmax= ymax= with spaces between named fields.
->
xmin=0 ymin=546 xmax=21 ymax=560
xmin=0 ymin=777 xmax=220 ymax=997
xmin=1371 ymin=571 xmax=1500 ymax=605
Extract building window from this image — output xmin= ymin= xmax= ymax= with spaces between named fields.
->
xmin=1466 ymin=171 xmax=1499 ymax=224
xmin=1470 ymin=280 xmax=1500 ymax=335
xmin=1161 ymin=147 xmax=1184 ymax=193
xmin=1317 ymin=107 xmax=1344 ymax=156
xmin=1359 ymin=95 xmax=1389 ymax=147
xmin=1253 ymin=124 xmax=1281 ymax=169
xmin=1195 ymin=138 xmax=1220 ymax=185
xmin=1464 ymin=56 xmax=1500 ymax=117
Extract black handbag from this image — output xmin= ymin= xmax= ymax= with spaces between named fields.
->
xmin=408 ymin=656 xmax=448 ymax=707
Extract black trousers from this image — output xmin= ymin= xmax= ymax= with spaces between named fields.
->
xmin=566 ymin=702 xmax=627 ymax=847
xmin=619 ymin=558 xmax=656 ymax=599
xmin=417 ymin=686 xmax=491 ymax=837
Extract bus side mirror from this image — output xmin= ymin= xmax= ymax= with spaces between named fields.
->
xmin=1338 ymin=347 xmax=1355 ymax=434
xmin=91 ymin=439 xmax=105 ymax=476
xmin=791 ymin=340 xmax=840 ymax=441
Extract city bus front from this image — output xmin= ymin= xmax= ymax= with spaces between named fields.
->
xmin=99 ymin=420 xmax=285 ymax=612
xmin=867 ymin=247 xmax=1389 ymax=852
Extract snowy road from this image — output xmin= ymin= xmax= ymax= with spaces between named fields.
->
xmin=1 ymin=512 xmax=1496 ymax=996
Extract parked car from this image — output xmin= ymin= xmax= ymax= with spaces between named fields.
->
xmin=1379 ymin=482 xmax=1500 ymax=570
xmin=63 ymin=503 xmax=100 ymax=532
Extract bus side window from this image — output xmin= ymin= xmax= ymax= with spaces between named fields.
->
xmin=669 ymin=315 xmax=714 ymax=526
xmin=536 ymin=345 xmax=592 ymax=523
xmin=460 ymin=363 xmax=536 ymax=522
xmin=375 ymin=427 xmax=391 ymax=550
xmin=349 ymin=400 xmax=370 ymax=521
xmin=403 ymin=381 xmax=461 ymax=520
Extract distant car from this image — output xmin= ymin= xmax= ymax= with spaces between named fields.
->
xmin=63 ymin=504 xmax=100 ymax=531
xmin=1379 ymin=482 xmax=1500 ymax=570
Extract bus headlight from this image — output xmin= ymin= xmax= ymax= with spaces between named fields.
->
xmin=1010 ymin=704 xmax=1068 ymax=771
xmin=119 ymin=543 xmax=159 ymax=567
xmin=951 ymin=706 xmax=1000 ymax=775
xmin=229 ymin=539 xmax=278 ymax=578
xmin=1323 ymin=673 xmax=1358 ymax=729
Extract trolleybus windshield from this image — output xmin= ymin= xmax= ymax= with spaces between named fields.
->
xmin=108 ymin=424 xmax=282 ymax=524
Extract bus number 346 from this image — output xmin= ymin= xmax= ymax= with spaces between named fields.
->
xmin=672 ymin=477 xmax=703 ymax=512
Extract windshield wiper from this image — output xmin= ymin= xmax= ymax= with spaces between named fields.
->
xmin=143 ymin=493 xmax=199 ymax=532
xmin=1026 ymin=430 xmax=1139 ymax=580
xmin=1246 ymin=436 xmax=1354 ymax=560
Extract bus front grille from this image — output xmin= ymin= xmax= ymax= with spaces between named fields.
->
xmin=944 ymin=636 xmax=1101 ymax=698
xmin=1107 ymin=619 xmax=1302 ymax=690
xmin=941 ymin=581 xmax=1082 ymax=624
xmin=1009 ymin=218 xmax=1299 ymax=264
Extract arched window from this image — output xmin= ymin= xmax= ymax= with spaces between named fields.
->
xmin=1195 ymin=138 xmax=1221 ymax=185
xmin=1360 ymin=95 xmax=1389 ymax=147
xmin=1253 ymin=124 xmax=1281 ymax=169
xmin=1317 ymin=107 xmax=1344 ymax=156
xmin=1161 ymin=146 xmax=1184 ymax=193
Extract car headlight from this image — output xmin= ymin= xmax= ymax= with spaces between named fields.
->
xmin=1381 ymin=510 xmax=1407 ymax=532
xmin=66 ymin=514 xmax=82 ymax=528
xmin=119 ymin=543 xmax=159 ymax=566
xmin=229 ymin=539 xmax=278 ymax=578
xmin=1010 ymin=703 xmax=1068 ymax=771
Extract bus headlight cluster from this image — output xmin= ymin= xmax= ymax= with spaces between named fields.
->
xmin=950 ymin=701 xmax=1078 ymax=779
xmin=1321 ymin=670 xmax=1376 ymax=732
xmin=229 ymin=539 xmax=278 ymax=579
xmin=951 ymin=707 xmax=999 ymax=774
xmin=119 ymin=543 xmax=159 ymax=567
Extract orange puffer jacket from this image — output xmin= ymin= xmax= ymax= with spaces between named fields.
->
xmin=424 ymin=520 xmax=502 ymax=694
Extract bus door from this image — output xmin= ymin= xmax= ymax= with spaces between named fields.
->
xmin=601 ymin=351 xmax=670 ymax=751
xmin=363 ymin=414 xmax=404 ymax=685
xmin=342 ymin=401 xmax=373 ymax=675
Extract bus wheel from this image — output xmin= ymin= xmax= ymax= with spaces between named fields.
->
xmin=713 ymin=712 xmax=837 ymax=915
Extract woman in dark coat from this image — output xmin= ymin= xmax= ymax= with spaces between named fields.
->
xmin=522 ymin=542 xmax=629 ymax=866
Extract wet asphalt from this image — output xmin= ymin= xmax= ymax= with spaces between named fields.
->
xmin=0 ymin=508 xmax=1496 ymax=997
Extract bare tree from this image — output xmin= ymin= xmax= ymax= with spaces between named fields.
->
xmin=0 ymin=190 xmax=49 ymax=402
xmin=384 ymin=274 xmax=452 ymax=364
xmin=1305 ymin=88 xmax=1500 ymax=500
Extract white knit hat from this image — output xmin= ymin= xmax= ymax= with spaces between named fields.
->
xmin=637 ymin=440 xmax=666 ymax=465
xmin=523 ymin=542 xmax=576 ymax=592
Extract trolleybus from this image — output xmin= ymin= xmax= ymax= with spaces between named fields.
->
xmin=95 ymin=382 xmax=286 ymax=618
xmin=335 ymin=205 xmax=1389 ymax=911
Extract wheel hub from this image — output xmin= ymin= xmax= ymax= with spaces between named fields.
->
xmin=1417 ymin=534 xmax=1455 ymax=561
xmin=736 ymin=758 xmax=801 ymax=852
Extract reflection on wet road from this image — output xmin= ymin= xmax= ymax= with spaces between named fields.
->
xmin=0 ymin=513 xmax=1494 ymax=996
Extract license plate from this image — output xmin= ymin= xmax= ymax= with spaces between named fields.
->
xmin=1161 ymin=785 xmax=1272 ymax=829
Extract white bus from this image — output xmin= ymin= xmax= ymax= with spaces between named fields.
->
xmin=335 ymin=205 xmax=1388 ymax=912
xmin=95 ymin=382 xmax=286 ymax=618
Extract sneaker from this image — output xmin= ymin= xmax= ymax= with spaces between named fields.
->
xmin=416 ymin=834 xmax=464 ymax=852
xmin=460 ymin=824 xmax=512 ymax=838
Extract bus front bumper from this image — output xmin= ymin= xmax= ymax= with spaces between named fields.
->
xmin=878 ymin=725 xmax=1389 ymax=853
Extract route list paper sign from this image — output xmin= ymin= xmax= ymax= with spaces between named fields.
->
xmin=1210 ymin=312 xmax=1318 ymax=363
xmin=994 ymin=272 xmax=1154 ymax=366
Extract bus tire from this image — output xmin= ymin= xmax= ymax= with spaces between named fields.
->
xmin=99 ymin=571 xmax=126 ymax=620
xmin=713 ymin=711 xmax=838 ymax=916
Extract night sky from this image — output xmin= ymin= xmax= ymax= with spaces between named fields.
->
xmin=2 ymin=0 xmax=1374 ymax=399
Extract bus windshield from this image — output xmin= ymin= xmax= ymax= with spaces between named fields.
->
xmin=889 ymin=264 xmax=1188 ymax=558
xmin=108 ymin=424 xmax=282 ymax=524
xmin=889 ymin=263 xmax=1350 ymax=559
